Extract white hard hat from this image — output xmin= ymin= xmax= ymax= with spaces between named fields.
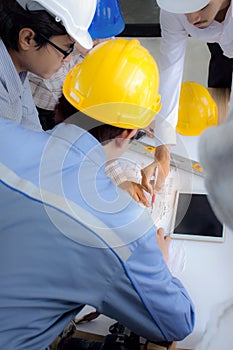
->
xmin=16 ymin=0 xmax=97 ymax=49
xmin=156 ymin=0 xmax=210 ymax=13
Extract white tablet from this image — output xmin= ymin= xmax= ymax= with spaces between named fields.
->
xmin=170 ymin=191 xmax=225 ymax=242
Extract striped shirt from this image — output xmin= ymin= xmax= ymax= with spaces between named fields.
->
xmin=0 ymin=39 xmax=42 ymax=130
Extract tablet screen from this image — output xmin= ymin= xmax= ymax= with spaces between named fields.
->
xmin=172 ymin=193 xmax=224 ymax=242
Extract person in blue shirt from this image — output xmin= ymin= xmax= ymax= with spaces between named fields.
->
xmin=0 ymin=38 xmax=195 ymax=350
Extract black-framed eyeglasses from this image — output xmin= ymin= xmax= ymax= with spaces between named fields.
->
xmin=39 ymin=33 xmax=75 ymax=59
xmin=130 ymin=129 xmax=147 ymax=143
xmin=132 ymin=129 xmax=147 ymax=141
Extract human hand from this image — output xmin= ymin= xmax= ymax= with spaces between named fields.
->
xmin=156 ymin=228 xmax=171 ymax=263
xmin=118 ymin=181 xmax=150 ymax=207
xmin=141 ymin=160 xmax=158 ymax=195
xmin=141 ymin=144 xmax=171 ymax=194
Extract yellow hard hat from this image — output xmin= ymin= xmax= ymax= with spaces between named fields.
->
xmin=177 ymin=81 xmax=218 ymax=136
xmin=63 ymin=38 xmax=161 ymax=129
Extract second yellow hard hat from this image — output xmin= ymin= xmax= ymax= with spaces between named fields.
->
xmin=177 ymin=81 xmax=218 ymax=136
xmin=63 ymin=38 xmax=161 ymax=129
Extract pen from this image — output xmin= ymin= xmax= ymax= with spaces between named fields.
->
xmin=151 ymin=165 xmax=158 ymax=213
xmin=151 ymin=193 xmax=156 ymax=213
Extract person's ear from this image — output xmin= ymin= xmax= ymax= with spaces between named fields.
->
xmin=115 ymin=129 xmax=137 ymax=148
xmin=18 ymin=28 xmax=36 ymax=51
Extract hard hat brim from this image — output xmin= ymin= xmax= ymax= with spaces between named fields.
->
xmin=79 ymin=103 xmax=161 ymax=129
xmin=156 ymin=0 xmax=210 ymax=14
xmin=16 ymin=0 xmax=95 ymax=50
xmin=73 ymin=28 xmax=94 ymax=50
xmin=89 ymin=20 xmax=125 ymax=39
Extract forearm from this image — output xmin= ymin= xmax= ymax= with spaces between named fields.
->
xmin=156 ymin=10 xmax=188 ymax=146
xmin=101 ymin=232 xmax=195 ymax=342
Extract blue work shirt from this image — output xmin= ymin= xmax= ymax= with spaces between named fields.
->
xmin=0 ymin=118 xmax=195 ymax=350
xmin=0 ymin=39 xmax=42 ymax=130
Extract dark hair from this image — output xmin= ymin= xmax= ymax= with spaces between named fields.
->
xmin=54 ymin=94 xmax=78 ymax=125
xmin=89 ymin=125 xmax=126 ymax=144
xmin=0 ymin=0 xmax=67 ymax=51
xmin=55 ymin=94 xmax=130 ymax=144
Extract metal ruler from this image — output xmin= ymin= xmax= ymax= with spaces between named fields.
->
xmin=129 ymin=140 xmax=204 ymax=177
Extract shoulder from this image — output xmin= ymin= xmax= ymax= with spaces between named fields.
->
xmin=160 ymin=9 xmax=187 ymax=27
xmin=160 ymin=10 xmax=189 ymax=41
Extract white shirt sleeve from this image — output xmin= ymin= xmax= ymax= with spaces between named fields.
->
xmin=105 ymin=160 xmax=128 ymax=185
xmin=154 ymin=11 xmax=189 ymax=146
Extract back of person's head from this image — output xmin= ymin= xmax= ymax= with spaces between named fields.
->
xmin=63 ymin=38 xmax=161 ymax=130
xmin=54 ymin=94 xmax=131 ymax=145
xmin=0 ymin=0 xmax=97 ymax=50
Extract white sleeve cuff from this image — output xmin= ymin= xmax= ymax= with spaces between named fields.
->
xmin=105 ymin=161 xmax=128 ymax=186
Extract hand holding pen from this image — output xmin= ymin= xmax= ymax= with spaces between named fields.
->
xmin=140 ymin=160 xmax=159 ymax=209
xmin=151 ymin=164 xmax=158 ymax=213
